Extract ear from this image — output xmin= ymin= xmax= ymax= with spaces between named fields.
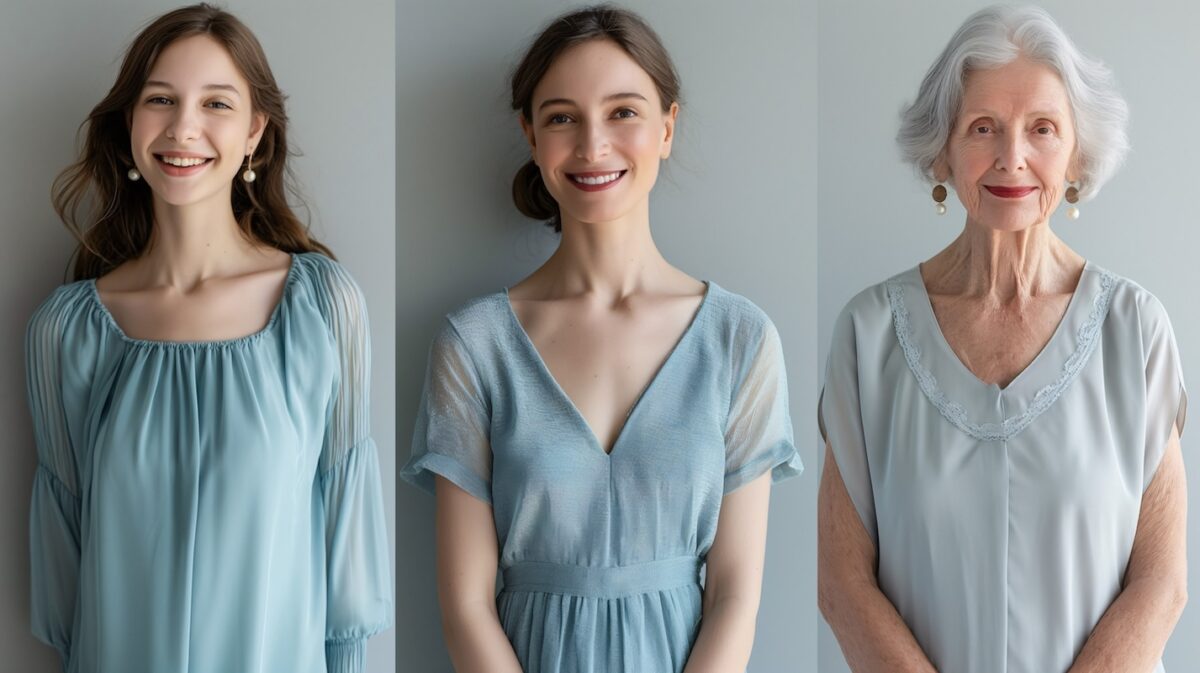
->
xmin=931 ymin=151 xmax=951 ymax=183
xmin=247 ymin=111 xmax=268 ymax=155
xmin=660 ymin=102 xmax=679 ymax=160
xmin=1066 ymin=152 xmax=1081 ymax=184
xmin=519 ymin=114 xmax=537 ymax=162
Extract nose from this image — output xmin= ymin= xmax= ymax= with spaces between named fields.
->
xmin=165 ymin=103 xmax=201 ymax=143
xmin=574 ymin=119 xmax=610 ymax=163
xmin=994 ymin=130 xmax=1027 ymax=172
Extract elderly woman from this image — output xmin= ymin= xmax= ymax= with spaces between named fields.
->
xmin=818 ymin=6 xmax=1187 ymax=673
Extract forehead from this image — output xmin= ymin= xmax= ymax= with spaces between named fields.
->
xmin=145 ymin=34 xmax=247 ymax=90
xmin=532 ymin=38 xmax=661 ymax=106
xmin=960 ymin=56 xmax=1071 ymax=116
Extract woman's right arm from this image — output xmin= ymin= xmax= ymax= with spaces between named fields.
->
xmin=818 ymin=442 xmax=938 ymax=673
xmin=435 ymin=476 xmax=523 ymax=673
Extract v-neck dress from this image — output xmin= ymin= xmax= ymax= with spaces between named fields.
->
xmin=26 ymin=252 xmax=393 ymax=673
xmin=402 ymin=281 xmax=802 ymax=673
xmin=820 ymin=262 xmax=1187 ymax=673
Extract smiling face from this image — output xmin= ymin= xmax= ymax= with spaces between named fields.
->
xmin=129 ymin=34 xmax=266 ymax=210
xmin=522 ymin=39 xmax=678 ymax=227
xmin=937 ymin=56 xmax=1078 ymax=232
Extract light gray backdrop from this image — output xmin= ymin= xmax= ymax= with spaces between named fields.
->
xmin=0 ymin=2 xmax=396 ymax=671
xmin=396 ymin=0 xmax=816 ymax=670
xmin=818 ymin=1 xmax=1200 ymax=670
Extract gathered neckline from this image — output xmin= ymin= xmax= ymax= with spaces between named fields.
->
xmin=86 ymin=253 xmax=301 ymax=350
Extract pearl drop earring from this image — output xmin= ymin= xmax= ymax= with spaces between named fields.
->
xmin=242 ymin=149 xmax=257 ymax=183
xmin=1065 ymin=181 xmax=1080 ymax=220
xmin=932 ymin=183 xmax=947 ymax=215
xmin=127 ymin=168 xmax=141 ymax=181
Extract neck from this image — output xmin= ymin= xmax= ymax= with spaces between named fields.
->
xmin=924 ymin=218 xmax=1084 ymax=302
xmin=142 ymin=190 xmax=255 ymax=288
xmin=542 ymin=200 xmax=671 ymax=302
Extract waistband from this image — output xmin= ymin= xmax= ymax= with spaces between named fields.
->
xmin=501 ymin=556 xmax=702 ymax=599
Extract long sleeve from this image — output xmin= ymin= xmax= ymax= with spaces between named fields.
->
xmin=26 ymin=288 xmax=84 ymax=669
xmin=313 ymin=261 xmax=393 ymax=673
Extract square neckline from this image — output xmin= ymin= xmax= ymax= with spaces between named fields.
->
xmin=501 ymin=281 xmax=714 ymax=457
xmin=87 ymin=252 xmax=300 ymax=349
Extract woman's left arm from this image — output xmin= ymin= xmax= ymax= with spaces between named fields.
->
xmin=683 ymin=472 xmax=772 ymax=673
xmin=1069 ymin=424 xmax=1188 ymax=673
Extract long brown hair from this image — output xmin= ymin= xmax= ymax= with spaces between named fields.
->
xmin=510 ymin=4 xmax=682 ymax=232
xmin=53 ymin=3 xmax=331 ymax=281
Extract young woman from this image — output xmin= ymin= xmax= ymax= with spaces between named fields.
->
xmin=402 ymin=7 xmax=802 ymax=672
xmin=27 ymin=6 xmax=391 ymax=672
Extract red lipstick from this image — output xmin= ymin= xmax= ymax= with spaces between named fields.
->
xmin=985 ymin=185 xmax=1037 ymax=198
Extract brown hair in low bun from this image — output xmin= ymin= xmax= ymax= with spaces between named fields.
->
xmin=509 ymin=4 xmax=681 ymax=232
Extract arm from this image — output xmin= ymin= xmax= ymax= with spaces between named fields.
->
xmin=1068 ymin=426 xmax=1188 ymax=673
xmin=683 ymin=472 xmax=771 ymax=673
xmin=435 ymin=476 xmax=523 ymax=673
xmin=818 ymin=442 xmax=938 ymax=673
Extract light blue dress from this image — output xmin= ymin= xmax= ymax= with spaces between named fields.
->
xmin=402 ymin=282 xmax=802 ymax=673
xmin=26 ymin=252 xmax=392 ymax=673
xmin=820 ymin=263 xmax=1187 ymax=673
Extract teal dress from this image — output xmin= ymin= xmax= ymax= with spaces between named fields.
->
xmin=402 ymin=282 xmax=802 ymax=673
xmin=26 ymin=253 xmax=392 ymax=673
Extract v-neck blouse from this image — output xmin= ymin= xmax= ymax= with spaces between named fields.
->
xmin=26 ymin=253 xmax=393 ymax=673
xmin=402 ymin=281 xmax=802 ymax=672
xmin=820 ymin=263 xmax=1187 ymax=673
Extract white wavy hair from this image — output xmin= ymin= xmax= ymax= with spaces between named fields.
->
xmin=897 ymin=5 xmax=1129 ymax=201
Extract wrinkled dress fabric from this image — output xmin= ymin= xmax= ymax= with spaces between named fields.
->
xmin=820 ymin=262 xmax=1186 ymax=673
xmin=402 ymin=282 xmax=803 ymax=673
xmin=27 ymin=253 xmax=393 ymax=673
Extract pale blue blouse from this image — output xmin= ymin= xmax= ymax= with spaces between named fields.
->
xmin=821 ymin=263 xmax=1187 ymax=673
xmin=26 ymin=252 xmax=392 ymax=673
xmin=402 ymin=282 xmax=803 ymax=673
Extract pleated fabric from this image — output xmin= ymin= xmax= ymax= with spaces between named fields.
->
xmin=26 ymin=252 xmax=392 ymax=673
xmin=403 ymin=281 xmax=803 ymax=673
xmin=820 ymin=262 xmax=1186 ymax=673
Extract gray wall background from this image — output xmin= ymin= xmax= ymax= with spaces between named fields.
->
xmin=0 ymin=2 xmax=396 ymax=671
xmin=818 ymin=1 xmax=1200 ymax=670
xmin=396 ymin=0 xmax=816 ymax=670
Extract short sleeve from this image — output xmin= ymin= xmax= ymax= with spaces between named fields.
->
xmin=723 ymin=319 xmax=803 ymax=494
xmin=311 ymin=260 xmax=393 ymax=673
xmin=25 ymin=287 xmax=85 ymax=667
xmin=401 ymin=321 xmax=493 ymax=503
xmin=1141 ymin=294 xmax=1187 ymax=491
xmin=819 ymin=305 xmax=878 ymax=546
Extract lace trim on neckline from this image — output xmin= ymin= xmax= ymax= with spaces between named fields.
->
xmin=886 ymin=270 xmax=1117 ymax=442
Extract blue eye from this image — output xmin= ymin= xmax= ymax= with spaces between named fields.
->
xmin=146 ymin=96 xmax=173 ymax=105
xmin=547 ymin=113 xmax=572 ymax=125
xmin=207 ymin=100 xmax=233 ymax=110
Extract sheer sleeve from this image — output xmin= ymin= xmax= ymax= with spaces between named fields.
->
xmin=401 ymin=320 xmax=493 ymax=503
xmin=313 ymin=262 xmax=393 ymax=673
xmin=26 ymin=287 xmax=84 ymax=669
xmin=723 ymin=318 xmax=803 ymax=494
xmin=1140 ymin=293 xmax=1187 ymax=491
xmin=818 ymin=304 xmax=878 ymax=546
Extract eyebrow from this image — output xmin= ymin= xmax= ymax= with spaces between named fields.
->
xmin=537 ymin=92 xmax=648 ymax=111
xmin=961 ymin=107 xmax=1067 ymax=120
xmin=143 ymin=80 xmax=242 ymax=97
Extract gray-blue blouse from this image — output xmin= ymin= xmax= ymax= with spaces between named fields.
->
xmin=26 ymin=253 xmax=392 ymax=673
xmin=821 ymin=262 xmax=1186 ymax=673
xmin=402 ymin=282 xmax=802 ymax=673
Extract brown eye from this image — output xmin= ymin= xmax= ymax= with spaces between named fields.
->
xmin=613 ymin=108 xmax=637 ymax=119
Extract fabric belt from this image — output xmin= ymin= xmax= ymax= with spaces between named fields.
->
xmin=501 ymin=556 xmax=702 ymax=599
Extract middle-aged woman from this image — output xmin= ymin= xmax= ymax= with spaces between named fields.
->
xmin=402 ymin=5 xmax=802 ymax=673
xmin=818 ymin=6 xmax=1187 ymax=673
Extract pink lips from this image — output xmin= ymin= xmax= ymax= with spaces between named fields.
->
xmin=567 ymin=170 xmax=627 ymax=192
xmin=985 ymin=185 xmax=1037 ymax=198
